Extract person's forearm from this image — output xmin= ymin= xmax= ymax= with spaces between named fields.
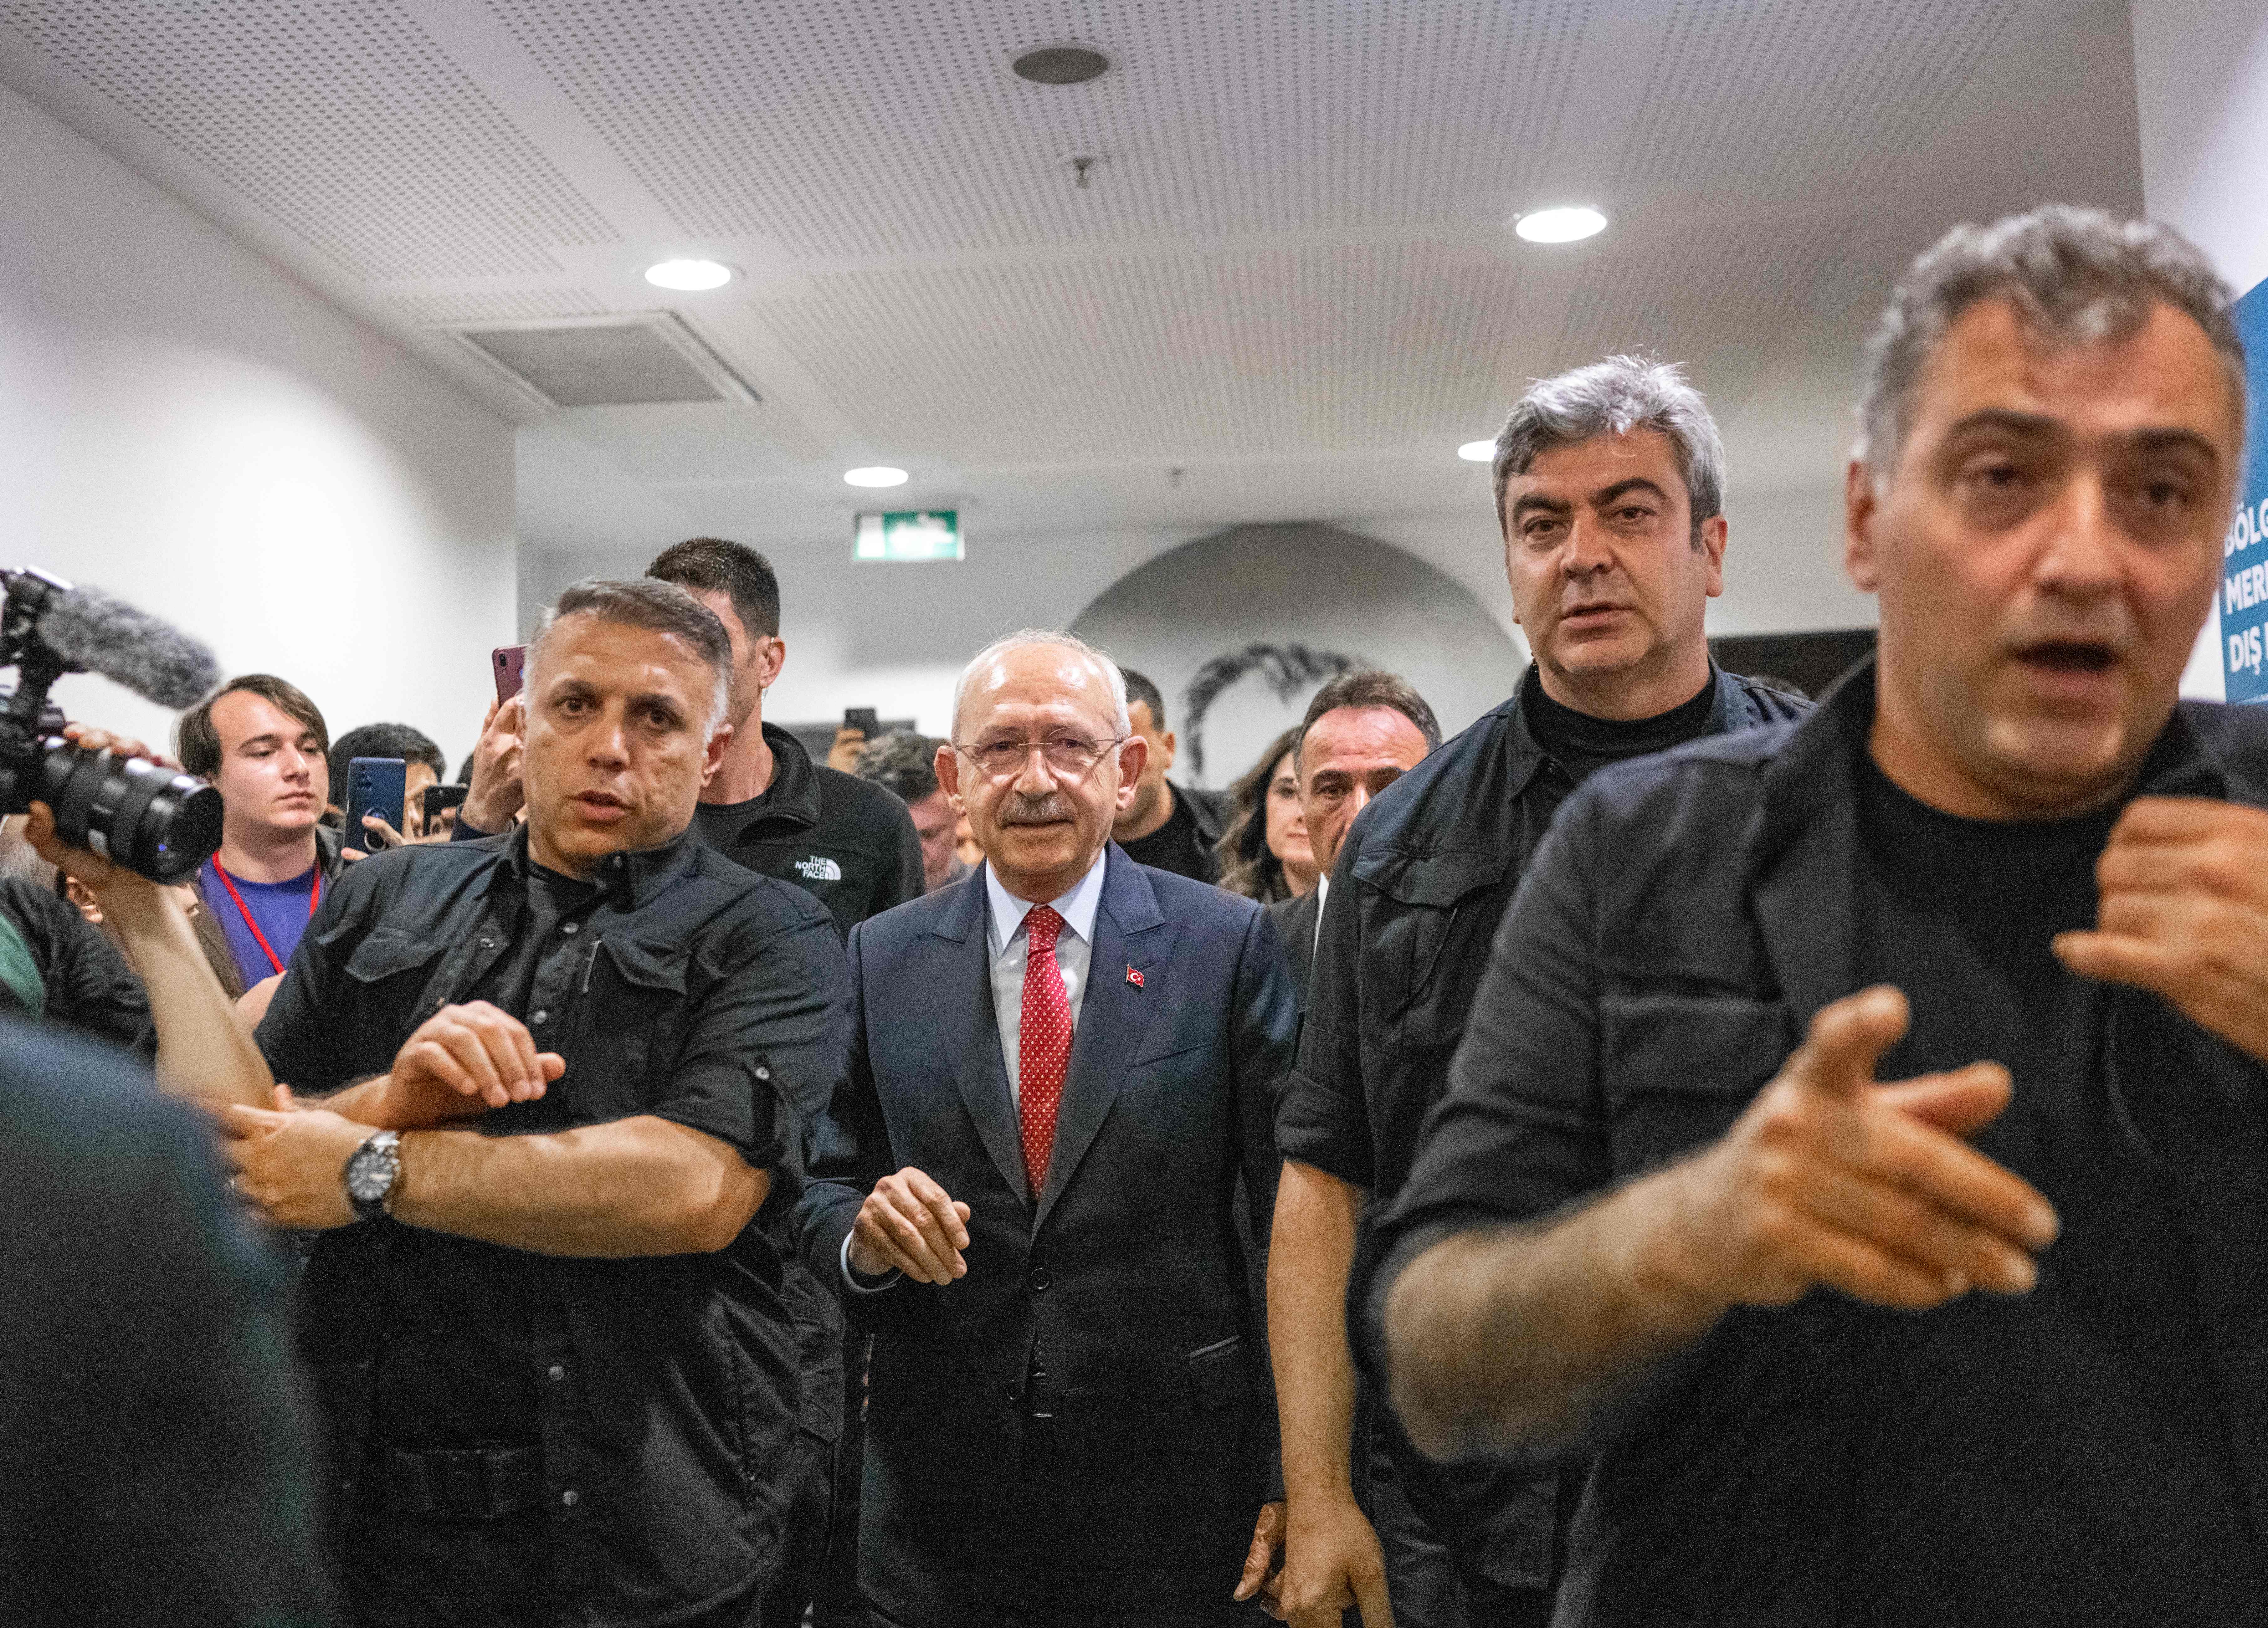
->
xmin=1268 ymin=1160 xmax=1366 ymax=1501
xmin=1384 ymin=1165 xmax=1729 ymax=1462
xmin=318 ymin=1075 xmax=401 ymax=1122
xmin=102 ymin=884 xmax=274 ymax=1108
xmin=392 ymin=1113 xmax=767 ymax=1257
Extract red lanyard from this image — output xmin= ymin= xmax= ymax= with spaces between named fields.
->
xmin=210 ymin=858 xmax=321 ymax=978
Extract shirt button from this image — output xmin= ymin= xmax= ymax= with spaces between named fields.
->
xmin=548 ymin=1364 xmax=566 ymax=1381
xmin=754 ymin=1065 xmax=771 ymax=1082
xmin=562 ymin=922 xmax=578 ymax=936
xmin=531 ymin=1010 xmax=548 ymax=1026
xmin=1028 ymin=1267 xmax=1051 ymax=1292
xmin=433 ymin=996 xmax=447 ymax=1012
xmin=479 ymin=938 xmax=495 ymax=950
xmin=561 ymin=1489 xmax=579 ymax=1508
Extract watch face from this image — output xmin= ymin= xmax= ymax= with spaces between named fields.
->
xmin=347 ymin=1135 xmax=398 ymax=1205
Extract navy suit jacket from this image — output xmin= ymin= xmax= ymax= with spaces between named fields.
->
xmin=796 ymin=845 xmax=1298 ymax=1628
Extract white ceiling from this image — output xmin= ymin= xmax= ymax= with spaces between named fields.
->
xmin=0 ymin=0 xmax=2147 ymax=561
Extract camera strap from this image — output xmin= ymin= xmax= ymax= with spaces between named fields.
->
xmin=210 ymin=858 xmax=321 ymax=978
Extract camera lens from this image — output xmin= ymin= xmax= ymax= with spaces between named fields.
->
xmin=38 ymin=741 xmax=223 ymax=884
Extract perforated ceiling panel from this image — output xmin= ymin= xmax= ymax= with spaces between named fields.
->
xmin=1615 ymin=0 xmax=2019 ymax=202
xmin=387 ymin=288 xmax=608 ymax=326
xmin=1549 ymin=213 xmax=1862 ymax=408
xmin=487 ymin=0 xmax=1590 ymax=256
xmin=751 ymin=242 xmax=1524 ymax=462
xmin=0 ymin=0 xmax=618 ymax=278
xmin=458 ymin=322 xmax=728 ymax=407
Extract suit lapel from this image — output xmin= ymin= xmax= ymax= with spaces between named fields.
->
xmin=932 ymin=872 xmax=1029 ymax=1205
xmin=1034 ymin=848 xmax=1174 ymax=1233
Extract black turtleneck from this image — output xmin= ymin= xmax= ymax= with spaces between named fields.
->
xmin=1523 ymin=668 xmax=1720 ymax=789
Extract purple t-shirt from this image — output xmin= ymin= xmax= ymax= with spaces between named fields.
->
xmin=203 ymin=858 xmax=318 ymax=988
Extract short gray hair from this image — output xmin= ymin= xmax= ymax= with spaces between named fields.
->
xmin=950 ymin=629 xmax=1131 ymax=740
xmin=527 ymin=577 xmax=733 ymax=733
xmin=855 ymin=729 xmax=945 ymax=803
xmin=1493 ymin=355 xmax=1726 ymax=545
xmin=1858 ymin=204 xmax=2245 ymax=481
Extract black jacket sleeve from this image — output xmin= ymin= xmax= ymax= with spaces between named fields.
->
xmin=3 ymin=876 xmax=154 ymax=1057
xmin=794 ymin=919 xmax=912 ymax=1323
xmin=1275 ymin=833 xmax=1375 ymax=1188
xmin=1351 ymin=790 xmax=1612 ymax=1384
xmin=882 ymin=796 xmax=925 ymax=916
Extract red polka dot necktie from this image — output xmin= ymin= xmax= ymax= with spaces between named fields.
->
xmin=1019 ymin=905 xmax=1072 ymax=1197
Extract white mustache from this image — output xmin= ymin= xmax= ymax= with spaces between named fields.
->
xmin=999 ymin=794 xmax=1073 ymax=824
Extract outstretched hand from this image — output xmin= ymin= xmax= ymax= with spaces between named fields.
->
xmin=1656 ymin=985 xmax=2059 ymax=1315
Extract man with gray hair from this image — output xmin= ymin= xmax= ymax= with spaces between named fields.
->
xmin=1270 ymin=357 xmax=1805 ymax=1627
xmin=855 ymin=729 xmax=972 ymax=893
xmin=797 ymin=628 xmax=1300 ymax=1628
xmin=230 ymin=578 xmax=853 ymax=1627
xmin=1373 ymin=205 xmax=2268 ymax=1622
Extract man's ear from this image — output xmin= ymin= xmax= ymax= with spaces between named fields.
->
xmin=1699 ymin=514 xmax=1728 ymax=599
xmin=935 ymin=740 xmax=963 ymax=808
xmin=1114 ymin=734 xmax=1150 ymax=811
xmin=1845 ymin=458 xmax=1882 ymax=592
xmin=757 ymin=635 xmax=787 ymax=691
xmin=702 ymin=724 xmax=734 ymax=788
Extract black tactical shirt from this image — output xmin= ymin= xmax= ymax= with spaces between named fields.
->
xmin=258 ymin=823 xmax=851 ymax=1626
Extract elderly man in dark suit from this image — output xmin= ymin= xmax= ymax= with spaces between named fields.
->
xmin=798 ymin=628 xmax=1300 ymax=1628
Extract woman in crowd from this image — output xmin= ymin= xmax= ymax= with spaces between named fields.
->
xmin=1215 ymin=725 xmax=1318 ymax=903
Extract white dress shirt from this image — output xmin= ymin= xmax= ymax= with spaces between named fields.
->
xmin=983 ymin=850 xmax=1107 ymax=1105
xmin=1312 ymin=873 xmax=1329 ymax=954
xmin=842 ymin=849 xmax=1108 ymax=1291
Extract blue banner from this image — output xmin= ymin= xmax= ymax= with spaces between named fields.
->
xmin=2222 ymin=279 xmax=2268 ymax=701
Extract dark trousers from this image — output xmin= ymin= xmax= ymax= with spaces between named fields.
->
xmin=343 ymin=1503 xmax=764 ymax=1628
xmin=1353 ymin=1399 xmax=1559 ymax=1628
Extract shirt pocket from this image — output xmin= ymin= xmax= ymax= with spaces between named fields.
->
xmin=572 ymin=935 xmax=691 ymax=1113
xmin=1599 ymin=992 xmax=1793 ymax=1172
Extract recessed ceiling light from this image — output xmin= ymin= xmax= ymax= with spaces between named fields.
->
xmin=644 ymin=258 xmax=734 ymax=291
xmin=1513 ymin=206 xmax=1609 ymax=245
xmin=1457 ymin=439 xmax=1495 ymax=462
xmin=1013 ymin=44 xmax=1111 ymax=84
xmin=843 ymin=466 xmax=909 ymax=488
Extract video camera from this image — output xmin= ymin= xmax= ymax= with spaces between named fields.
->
xmin=0 ymin=568 xmax=223 ymax=884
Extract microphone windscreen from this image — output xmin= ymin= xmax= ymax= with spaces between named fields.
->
xmin=39 ymin=582 xmax=222 ymax=710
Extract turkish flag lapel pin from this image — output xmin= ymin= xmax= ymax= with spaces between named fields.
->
xmin=1126 ymin=965 xmax=1144 ymax=989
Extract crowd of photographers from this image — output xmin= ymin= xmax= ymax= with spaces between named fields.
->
xmin=13 ymin=201 xmax=2268 ymax=1628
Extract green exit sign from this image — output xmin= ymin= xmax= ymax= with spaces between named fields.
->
xmin=854 ymin=509 xmax=962 ymax=562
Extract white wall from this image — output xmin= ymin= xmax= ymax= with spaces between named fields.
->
xmin=0 ymin=80 xmax=514 ymax=768
xmin=517 ymin=470 xmax=1865 ymax=749
xmin=2132 ymin=0 xmax=2268 ymax=699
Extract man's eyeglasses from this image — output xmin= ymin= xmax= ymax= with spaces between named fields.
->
xmin=954 ymin=735 xmax=1126 ymax=780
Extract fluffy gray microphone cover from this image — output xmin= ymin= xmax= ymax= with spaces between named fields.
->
xmin=38 ymin=583 xmax=222 ymax=710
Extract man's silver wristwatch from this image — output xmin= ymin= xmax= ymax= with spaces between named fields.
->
xmin=344 ymin=1129 xmax=402 ymax=1221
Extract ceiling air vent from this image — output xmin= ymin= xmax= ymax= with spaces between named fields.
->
xmin=442 ymin=314 xmax=757 ymax=408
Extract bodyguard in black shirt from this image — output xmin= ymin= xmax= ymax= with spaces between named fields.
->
xmin=226 ymin=579 xmax=849 ymax=1628
xmin=1268 ymin=356 xmax=1802 ymax=1628
xmin=1112 ymin=669 xmax=1228 ymax=882
xmin=1375 ymin=206 xmax=2268 ymax=1626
